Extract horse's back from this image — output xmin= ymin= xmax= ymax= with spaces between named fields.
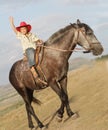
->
xmin=9 ymin=60 xmax=29 ymax=86
xmin=9 ymin=59 xmax=37 ymax=90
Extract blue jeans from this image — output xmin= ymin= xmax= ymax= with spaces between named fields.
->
xmin=25 ymin=48 xmax=35 ymax=67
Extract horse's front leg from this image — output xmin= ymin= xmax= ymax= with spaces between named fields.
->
xmin=56 ymin=97 xmax=65 ymax=121
xmin=59 ymin=76 xmax=75 ymax=117
xmin=49 ymin=79 xmax=66 ymax=121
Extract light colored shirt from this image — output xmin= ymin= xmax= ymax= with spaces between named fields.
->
xmin=16 ymin=32 xmax=39 ymax=53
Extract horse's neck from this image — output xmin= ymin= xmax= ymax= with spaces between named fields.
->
xmin=46 ymin=28 xmax=76 ymax=60
xmin=60 ymin=30 xmax=75 ymax=51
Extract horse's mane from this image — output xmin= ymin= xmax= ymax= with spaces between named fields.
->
xmin=45 ymin=22 xmax=92 ymax=46
xmin=45 ymin=24 xmax=74 ymax=45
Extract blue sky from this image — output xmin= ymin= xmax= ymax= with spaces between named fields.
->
xmin=0 ymin=0 xmax=108 ymax=85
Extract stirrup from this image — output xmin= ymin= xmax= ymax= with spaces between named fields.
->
xmin=35 ymin=77 xmax=47 ymax=86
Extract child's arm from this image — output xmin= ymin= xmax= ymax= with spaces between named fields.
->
xmin=9 ymin=16 xmax=18 ymax=34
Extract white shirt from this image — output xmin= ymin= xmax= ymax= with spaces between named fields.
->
xmin=16 ymin=32 xmax=39 ymax=53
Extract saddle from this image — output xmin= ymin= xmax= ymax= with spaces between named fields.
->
xmin=35 ymin=46 xmax=47 ymax=84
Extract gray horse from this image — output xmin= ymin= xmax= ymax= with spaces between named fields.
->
xmin=9 ymin=20 xmax=103 ymax=129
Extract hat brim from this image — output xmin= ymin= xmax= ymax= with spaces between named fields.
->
xmin=16 ymin=24 xmax=32 ymax=32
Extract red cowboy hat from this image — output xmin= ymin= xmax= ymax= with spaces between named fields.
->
xmin=16 ymin=21 xmax=32 ymax=32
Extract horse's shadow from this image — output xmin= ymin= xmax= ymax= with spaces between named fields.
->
xmin=35 ymin=111 xmax=57 ymax=129
xmin=35 ymin=95 xmax=79 ymax=129
xmin=69 ymin=95 xmax=78 ymax=103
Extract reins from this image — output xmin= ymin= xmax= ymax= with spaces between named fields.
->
xmin=37 ymin=45 xmax=83 ymax=52
xmin=37 ymin=28 xmax=91 ymax=53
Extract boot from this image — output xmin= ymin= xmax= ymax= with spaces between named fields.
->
xmin=30 ymin=66 xmax=47 ymax=86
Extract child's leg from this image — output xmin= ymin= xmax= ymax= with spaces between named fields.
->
xmin=25 ymin=48 xmax=47 ymax=86
xmin=30 ymin=66 xmax=37 ymax=78
xmin=25 ymin=48 xmax=35 ymax=67
xmin=30 ymin=66 xmax=47 ymax=85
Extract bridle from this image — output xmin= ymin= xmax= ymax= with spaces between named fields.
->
xmin=37 ymin=27 xmax=95 ymax=53
xmin=74 ymin=28 xmax=93 ymax=53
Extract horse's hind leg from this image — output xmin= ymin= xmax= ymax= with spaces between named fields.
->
xmin=15 ymin=87 xmax=34 ymax=129
xmin=25 ymin=104 xmax=34 ymax=129
xmin=16 ymin=87 xmax=44 ymax=129
xmin=25 ymin=89 xmax=34 ymax=129
xmin=23 ymin=87 xmax=45 ymax=129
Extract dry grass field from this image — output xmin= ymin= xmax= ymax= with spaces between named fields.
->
xmin=0 ymin=58 xmax=108 ymax=130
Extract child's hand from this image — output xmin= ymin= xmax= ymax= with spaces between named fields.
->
xmin=9 ymin=16 xmax=14 ymax=24
xmin=36 ymin=39 xmax=44 ymax=45
xmin=9 ymin=16 xmax=18 ymax=34
xmin=39 ymin=39 xmax=44 ymax=44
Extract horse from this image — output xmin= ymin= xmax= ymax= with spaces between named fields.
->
xmin=9 ymin=20 xmax=103 ymax=129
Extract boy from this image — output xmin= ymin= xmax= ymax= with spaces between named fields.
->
xmin=9 ymin=16 xmax=47 ymax=86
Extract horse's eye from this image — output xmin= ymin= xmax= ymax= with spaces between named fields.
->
xmin=81 ymin=27 xmax=86 ymax=33
xmin=82 ymin=30 xmax=85 ymax=33
xmin=81 ymin=29 xmax=86 ymax=33
xmin=87 ymin=32 xmax=93 ymax=35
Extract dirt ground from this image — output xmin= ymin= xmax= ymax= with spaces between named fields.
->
xmin=0 ymin=59 xmax=108 ymax=130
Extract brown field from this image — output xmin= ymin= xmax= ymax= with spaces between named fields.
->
xmin=0 ymin=59 xmax=108 ymax=130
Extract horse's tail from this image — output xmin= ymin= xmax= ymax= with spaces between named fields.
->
xmin=32 ymin=96 xmax=42 ymax=105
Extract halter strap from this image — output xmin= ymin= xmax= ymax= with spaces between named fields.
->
xmin=74 ymin=29 xmax=91 ymax=53
xmin=78 ymin=29 xmax=92 ymax=46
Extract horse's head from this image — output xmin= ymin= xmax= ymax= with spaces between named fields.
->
xmin=73 ymin=19 xmax=103 ymax=55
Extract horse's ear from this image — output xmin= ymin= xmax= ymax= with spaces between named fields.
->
xmin=72 ymin=23 xmax=79 ymax=29
xmin=77 ymin=19 xmax=81 ymax=25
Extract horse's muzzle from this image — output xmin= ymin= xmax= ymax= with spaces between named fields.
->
xmin=90 ymin=42 xmax=104 ymax=56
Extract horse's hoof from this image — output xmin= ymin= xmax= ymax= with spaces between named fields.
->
xmin=67 ymin=111 xmax=74 ymax=117
xmin=31 ymin=128 xmax=36 ymax=130
xmin=56 ymin=115 xmax=63 ymax=122
xmin=71 ymin=112 xmax=79 ymax=120
xmin=29 ymin=124 xmax=35 ymax=130
xmin=41 ymin=126 xmax=47 ymax=130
